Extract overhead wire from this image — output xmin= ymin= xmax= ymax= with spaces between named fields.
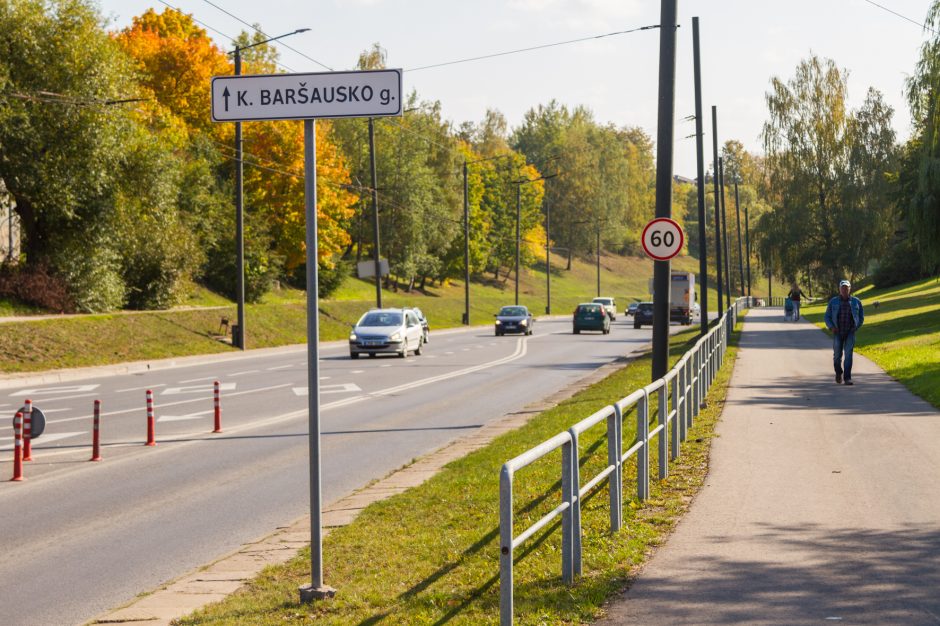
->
xmin=860 ymin=0 xmax=937 ymax=35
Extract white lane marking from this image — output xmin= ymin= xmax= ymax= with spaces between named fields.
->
xmin=176 ymin=377 xmax=216 ymax=384
xmin=350 ymin=370 xmax=364 ymax=374
xmin=461 ymin=348 xmax=470 ymax=352
xmin=158 ymin=410 xmax=213 ymax=423
xmin=10 ymin=384 xmax=100 ymax=396
xmin=267 ymin=364 xmax=293 ymax=371
xmin=293 ymin=383 xmax=362 ymax=396
xmin=321 ymin=337 xmax=530 ymax=412
xmin=320 ymin=376 xmax=331 ymax=380
xmin=117 ymin=384 xmax=167 ymax=394
xmin=162 ymin=382 xmax=236 ymax=396
xmin=444 ymin=351 xmax=454 ymax=355
xmin=229 ymin=370 xmax=259 ymax=377
xmin=0 ymin=431 xmax=85 ymax=449
xmin=7 ymin=392 xmax=97 ymax=404
xmin=36 ymin=383 xmax=293 ymax=428
xmin=380 ymin=364 xmax=392 ymax=368
xmin=425 ymin=355 xmax=437 ymax=359
xmin=34 ymin=408 xmax=70 ymax=414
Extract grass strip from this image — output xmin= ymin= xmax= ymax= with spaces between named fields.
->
xmin=175 ymin=322 xmax=741 ymax=625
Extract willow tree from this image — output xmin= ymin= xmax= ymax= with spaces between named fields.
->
xmin=903 ymin=1 xmax=940 ymax=273
xmin=761 ymin=54 xmax=896 ymax=289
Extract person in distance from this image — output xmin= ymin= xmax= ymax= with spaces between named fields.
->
xmin=824 ymin=279 xmax=864 ymax=386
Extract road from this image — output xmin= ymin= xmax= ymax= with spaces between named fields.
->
xmin=0 ymin=314 xmax=691 ymax=626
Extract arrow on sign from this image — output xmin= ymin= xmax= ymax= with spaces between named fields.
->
xmin=222 ymin=86 xmax=230 ymax=112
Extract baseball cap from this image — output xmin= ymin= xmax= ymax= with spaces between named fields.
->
xmin=839 ymin=280 xmax=851 ymax=287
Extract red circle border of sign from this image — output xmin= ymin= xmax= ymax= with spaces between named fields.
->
xmin=641 ymin=217 xmax=685 ymax=261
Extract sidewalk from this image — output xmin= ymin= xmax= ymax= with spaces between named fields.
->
xmin=598 ymin=307 xmax=940 ymax=625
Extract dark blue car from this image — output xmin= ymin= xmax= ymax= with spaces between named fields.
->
xmin=495 ymin=305 xmax=534 ymax=336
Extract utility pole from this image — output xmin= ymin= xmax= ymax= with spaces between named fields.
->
xmin=711 ymin=106 xmax=724 ymax=315
xmin=463 ymin=160 xmax=470 ymax=324
xmin=651 ymin=0 xmax=678 ymax=381
xmin=233 ymin=49 xmax=245 ymax=349
xmin=515 ymin=183 xmax=521 ymax=306
xmin=692 ymin=16 xmax=708 ymax=335
xmin=734 ymin=179 xmax=745 ymax=302
xmin=744 ymin=204 xmax=752 ymax=297
xmin=719 ymin=157 xmax=732 ymax=309
xmin=545 ymin=201 xmax=551 ymax=314
xmin=368 ymin=118 xmax=382 ymax=309
xmin=596 ymin=227 xmax=601 ymax=297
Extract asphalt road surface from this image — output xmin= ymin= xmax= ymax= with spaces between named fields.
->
xmin=0 ymin=313 xmax=693 ymax=626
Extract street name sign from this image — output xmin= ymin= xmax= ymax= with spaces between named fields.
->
xmin=641 ymin=217 xmax=684 ymax=261
xmin=211 ymin=68 xmax=402 ymax=122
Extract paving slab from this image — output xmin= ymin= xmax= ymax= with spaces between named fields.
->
xmin=597 ymin=307 xmax=940 ymax=625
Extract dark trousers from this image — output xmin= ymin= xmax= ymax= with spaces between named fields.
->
xmin=833 ymin=331 xmax=856 ymax=380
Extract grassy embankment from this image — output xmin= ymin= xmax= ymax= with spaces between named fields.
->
xmin=0 ymin=252 xmax=765 ymax=374
xmin=801 ymin=276 xmax=940 ymax=409
xmin=174 ymin=324 xmax=740 ymax=625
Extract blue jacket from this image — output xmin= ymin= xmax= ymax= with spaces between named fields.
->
xmin=824 ymin=296 xmax=864 ymax=333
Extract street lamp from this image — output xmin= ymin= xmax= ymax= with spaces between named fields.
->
xmin=512 ymin=173 xmax=556 ymax=306
xmin=229 ymin=28 xmax=309 ymax=349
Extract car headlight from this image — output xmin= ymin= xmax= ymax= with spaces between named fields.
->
xmin=349 ymin=332 xmax=357 ymax=341
xmin=495 ymin=320 xmax=502 ymax=325
xmin=389 ymin=332 xmax=401 ymax=342
xmin=520 ymin=319 xmax=528 ymax=326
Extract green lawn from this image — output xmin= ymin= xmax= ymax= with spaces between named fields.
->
xmin=802 ymin=276 xmax=940 ymax=409
xmin=176 ymin=325 xmax=740 ymax=625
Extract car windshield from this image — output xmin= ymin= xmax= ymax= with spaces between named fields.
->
xmin=638 ymin=304 xmax=654 ymax=312
xmin=359 ymin=312 xmax=402 ymax=327
xmin=577 ymin=305 xmax=601 ymax=314
xmin=593 ymin=298 xmax=611 ymax=305
xmin=499 ymin=306 xmax=527 ymax=316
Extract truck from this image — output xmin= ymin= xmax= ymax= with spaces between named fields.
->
xmin=647 ymin=271 xmax=697 ymax=325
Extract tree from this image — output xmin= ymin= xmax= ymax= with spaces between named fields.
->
xmin=760 ymin=54 xmax=897 ymax=289
xmin=902 ymin=1 xmax=940 ymax=273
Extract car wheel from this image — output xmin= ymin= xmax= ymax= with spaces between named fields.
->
xmin=634 ymin=322 xmax=641 ymax=329
xmin=415 ymin=339 xmax=423 ymax=356
xmin=350 ymin=352 xmax=359 ymax=359
xmin=368 ymin=352 xmax=376 ymax=358
xmin=573 ymin=328 xmax=580 ymax=334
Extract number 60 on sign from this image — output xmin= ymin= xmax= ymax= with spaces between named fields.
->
xmin=641 ymin=217 xmax=684 ymax=261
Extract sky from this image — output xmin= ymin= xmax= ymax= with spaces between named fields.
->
xmin=96 ymin=0 xmax=935 ymax=177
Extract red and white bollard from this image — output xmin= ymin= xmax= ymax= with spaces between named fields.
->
xmin=213 ymin=380 xmax=222 ymax=433
xmin=90 ymin=399 xmax=102 ymax=461
xmin=145 ymin=389 xmax=156 ymax=446
xmin=23 ymin=398 xmax=33 ymax=462
xmin=11 ymin=412 xmax=24 ymax=481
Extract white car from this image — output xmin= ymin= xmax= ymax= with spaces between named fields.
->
xmin=349 ymin=308 xmax=424 ymax=359
xmin=592 ymin=297 xmax=617 ymax=321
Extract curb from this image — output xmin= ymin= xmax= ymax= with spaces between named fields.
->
xmin=88 ymin=351 xmax=637 ymax=626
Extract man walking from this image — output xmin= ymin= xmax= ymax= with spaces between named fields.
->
xmin=787 ymin=283 xmax=808 ymax=321
xmin=824 ymin=279 xmax=864 ymax=386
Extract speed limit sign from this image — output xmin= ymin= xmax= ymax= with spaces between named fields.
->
xmin=641 ymin=217 xmax=684 ymax=261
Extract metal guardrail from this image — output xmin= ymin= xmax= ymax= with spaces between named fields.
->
xmin=499 ymin=297 xmax=750 ymax=625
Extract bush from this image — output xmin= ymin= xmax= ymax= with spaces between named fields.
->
xmin=285 ymin=258 xmax=350 ymax=299
xmin=53 ymin=238 xmax=126 ymax=312
xmin=872 ymin=239 xmax=930 ymax=288
xmin=202 ymin=233 xmax=283 ymax=304
xmin=0 ymin=262 xmax=74 ymax=312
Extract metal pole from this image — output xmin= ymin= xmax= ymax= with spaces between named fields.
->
xmin=369 ymin=118 xmax=382 ymax=309
xmin=299 ymin=119 xmax=335 ymax=602
xmin=734 ymin=180 xmax=745 ymax=301
xmin=596 ymin=227 xmax=601 ymax=297
xmin=234 ymin=49 xmax=246 ymax=350
xmin=652 ymin=0 xmax=678 ymax=381
xmin=515 ymin=183 xmax=521 ymax=306
xmin=710 ymin=106 xmax=724 ymax=316
xmin=719 ymin=157 xmax=732 ymax=309
xmin=463 ymin=161 xmax=470 ymax=325
xmin=545 ymin=201 xmax=551 ymax=314
xmin=745 ymin=205 xmax=752 ymax=296
xmin=692 ymin=17 xmax=708 ymax=336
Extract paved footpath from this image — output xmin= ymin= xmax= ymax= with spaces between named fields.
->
xmin=598 ymin=307 xmax=940 ymax=625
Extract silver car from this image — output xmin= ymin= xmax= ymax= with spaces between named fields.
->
xmin=349 ymin=308 xmax=424 ymax=359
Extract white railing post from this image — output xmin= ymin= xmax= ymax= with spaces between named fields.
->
xmin=499 ymin=465 xmax=514 ymax=626
xmin=610 ymin=403 xmax=623 ymax=532
xmin=658 ymin=383 xmax=668 ymax=480
xmin=564 ymin=432 xmax=581 ymax=577
xmin=638 ymin=392 xmax=649 ymax=501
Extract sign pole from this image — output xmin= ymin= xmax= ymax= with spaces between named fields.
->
xmin=299 ymin=119 xmax=336 ymax=601
xmin=692 ymin=16 xmax=708 ymax=337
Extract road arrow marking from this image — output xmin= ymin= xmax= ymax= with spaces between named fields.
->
xmin=158 ymin=410 xmax=213 ymax=423
xmin=10 ymin=384 xmax=100 ymax=396
xmin=293 ymin=383 xmax=362 ymax=396
xmin=162 ymin=383 xmax=236 ymax=396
